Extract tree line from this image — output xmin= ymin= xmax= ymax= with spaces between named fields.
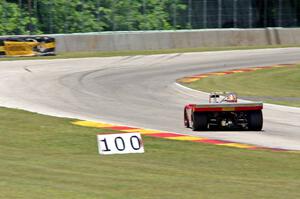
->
xmin=0 ymin=0 xmax=186 ymax=35
xmin=1 ymin=0 xmax=299 ymax=35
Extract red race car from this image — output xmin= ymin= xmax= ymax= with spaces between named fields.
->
xmin=184 ymin=92 xmax=263 ymax=131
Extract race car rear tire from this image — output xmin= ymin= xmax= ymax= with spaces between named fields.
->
xmin=248 ymin=110 xmax=263 ymax=131
xmin=184 ymin=109 xmax=189 ymax=128
xmin=192 ymin=112 xmax=207 ymax=131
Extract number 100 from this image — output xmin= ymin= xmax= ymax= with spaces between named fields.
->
xmin=101 ymin=135 xmax=142 ymax=152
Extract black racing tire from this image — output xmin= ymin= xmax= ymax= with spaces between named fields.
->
xmin=192 ymin=112 xmax=208 ymax=131
xmin=248 ymin=110 xmax=263 ymax=131
xmin=184 ymin=109 xmax=189 ymax=128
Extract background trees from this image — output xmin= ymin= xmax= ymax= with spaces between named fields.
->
xmin=1 ymin=0 xmax=186 ymax=35
xmin=0 ymin=0 xmax=299 ymax=35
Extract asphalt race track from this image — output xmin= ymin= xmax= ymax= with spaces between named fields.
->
xmin=1 ymin=48 xmax=300 ymax=150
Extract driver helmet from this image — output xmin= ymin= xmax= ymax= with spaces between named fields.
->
xmin=225 ymin=93 xmax=237 ymax=102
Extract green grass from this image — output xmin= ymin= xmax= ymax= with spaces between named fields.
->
xmin=1 ymin=44 xmax=299 ymax=61
xmin=0 ymin=107 xmax=300 ymax=199
xmin=182 ymin=65 xmax=300 ymax=107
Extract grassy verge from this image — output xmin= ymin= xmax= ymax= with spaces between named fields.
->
xmin=0 ymin=107 xmax=299 ymax=199
xmin=181 ymin=64 xmax=300 ymax=107
xmin=0 ymin=45 xmax=299 ymax=61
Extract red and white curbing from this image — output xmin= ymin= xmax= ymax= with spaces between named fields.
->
xmin=177 ymin=64 xmax=296 ymax=84
xmin=72 ymin=120 xmax=291 ymax=152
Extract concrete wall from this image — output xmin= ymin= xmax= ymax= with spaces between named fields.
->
xmin=49 ymin=28 xmax=300 ymax=52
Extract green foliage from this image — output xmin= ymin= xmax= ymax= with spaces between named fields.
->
xmin=36 ymin=0 xmax=106 ymax=34
xmin=0 ymin=0 xmax=187 ymax=35
xmin=1 ymin=0 xmax=300 ymax=35
xmin=0 ymin=1 xmax=39 ymax=35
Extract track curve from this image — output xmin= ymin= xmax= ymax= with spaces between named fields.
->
xmin=1 ymin=48 xmax=300 ymax=150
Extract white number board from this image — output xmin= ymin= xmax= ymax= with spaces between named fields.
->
xmin=97 ymin=133 xmax=144 ymax=155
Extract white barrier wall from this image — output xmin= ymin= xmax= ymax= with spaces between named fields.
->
xmin=51 ymin=28 xmax=300 ymax=53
